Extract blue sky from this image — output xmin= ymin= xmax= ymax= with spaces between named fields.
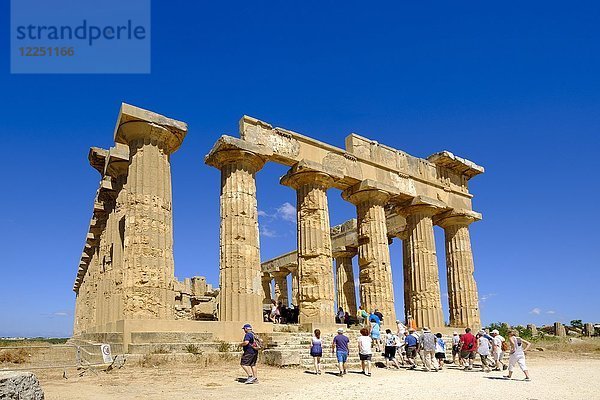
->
xmin=1 ymin=1 xmax=599 ymax=337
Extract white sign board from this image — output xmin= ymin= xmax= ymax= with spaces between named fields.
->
xmin=100 ymin=344 xmax=113 ymax=364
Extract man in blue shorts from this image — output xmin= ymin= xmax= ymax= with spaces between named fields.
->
xmin=331 ymin=327 xmax=350 ymax=377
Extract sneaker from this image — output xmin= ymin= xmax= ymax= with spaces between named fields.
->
xmin=503 ymin=376 xmax=510 ymax=380
xmin=343 ymin=370 xmax=347 ymax=375
xmin=524 ymin=377 xmax=531 ymax=382
xmin=244 ymin=377 xmax=254 ymax=384
xmin=338 ymin=372 xmax=343 ymax=377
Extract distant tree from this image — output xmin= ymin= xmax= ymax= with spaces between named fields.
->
xmin=486 ymin=322 xmax=510 ymax=338
xmin=514 ymin=325 xmax=533 ymax=340
xmin=570 ymin=320 xmax=583 ymax=329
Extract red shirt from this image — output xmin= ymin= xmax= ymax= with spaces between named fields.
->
xmin=461 ymin=332 xmax=476 ymax=351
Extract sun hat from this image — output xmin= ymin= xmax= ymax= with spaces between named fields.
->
xmin=491 ymin=329 xmax=499 ymax=334
xmin=337 ymin=328 xmax=344 ymax=333
xmin=242 ymin=324 xmax=252 ymax=330
xmin=423 ymin=327 xmax=430 ymax=332
xmin=453 ymin=331 xmax=458 ymax=335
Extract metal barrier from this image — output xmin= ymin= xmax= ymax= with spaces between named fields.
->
xmin=0 ymin=343 xmax=117 ymax=371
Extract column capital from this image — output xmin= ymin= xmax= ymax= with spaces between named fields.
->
xmin=280 ymin=159 xmax=338 ymax=190
xmin=395 ymin=195 xmax=447 ymax=217
xmin=435 ymin=209 xmax=482 ymax=228
xmin=332 ymin=248 xmax=357 ymax=258
xmin=113 ymin=103 xmax=187 ymax=155
xmin=342 ymin=179 xmax=393 ymax=206
xmin=205 ymin=136 xmax=266 ymax=172
xmin=271 ymin=269 xmax=290 ymax=278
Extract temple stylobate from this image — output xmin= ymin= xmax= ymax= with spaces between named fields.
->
xmin=206 ymin=115 xmax=484 ymax=330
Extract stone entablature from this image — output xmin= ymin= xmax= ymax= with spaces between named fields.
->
xmin=209 ymin=115 xmax=484 ymax=330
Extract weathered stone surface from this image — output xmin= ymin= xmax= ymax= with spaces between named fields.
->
xmin=281 ymin=165 xmax=336 ymax=324
xmin=272 ymin=270 xmax=289 ymax=306
xmin=584 ymin=323 xmax=595 ymax=337
xmin=399 ymin=202 xmax=444 ymax=329
xmin=334 ymin=251 xmax=357 ymax=316
xmin=0 ymin=371 xmax=44 ymax=400
xmin=554 ymin=322 xmax=567 ymax=337
xmin=437 ymin=212 xmax=481 ymax=329
xmin=528 ymin=324 xmax=538 ymax=336
xmin=343 ymin=185 xmax=396 ymax=324
xmin=206 ymin=148 xmax=265 ymax=323
xmin=262 ymin=349 xmax=300 ymax=366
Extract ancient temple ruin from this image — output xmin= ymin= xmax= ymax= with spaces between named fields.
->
xmin=73 ymin=103 xmax=484 ymax=350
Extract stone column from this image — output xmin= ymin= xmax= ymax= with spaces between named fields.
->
xmin=400 ymin=204 xmax=444 ymax=329
xmin=584 ymin=323 xmax=594 ymax=337
xmin=272 ymin=271 xmax=289 ymax=306
xmin=437 ymin=213 xmax=481 ymax=329
xmin=115 ymin=121 xmax=186 ymax=320
xmin=554 ymin=322 xmax=566 ymax=337
xmin=334 ymin=250 xmax=357 ymax=316
xmin=262 ymin=274 xmax=272 ymax=306
xmin=206 ymin=149 xmax=265 ymax=322
xmin=527 ymin=324 xmax=538 ymax=336
xmin=343 ymin=187 xmax=396 ymax=324
xmin=281 ymin=167 xmax=335 ymax=325
xmin=290 ymin=267 xmax=299 ymax=306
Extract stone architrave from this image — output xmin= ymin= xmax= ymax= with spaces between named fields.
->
xmin=281 ymin=162 xmax=336 ymax=325
xmin=206 ymin=148 xmax=265 ymax=323
xmin=272 ymin=270 xmax=289 ymax=306
xmin=115 ymin=107 xmax=187 ymax=320
xmin=343 ymin=182 xmax=396 ymax=324
xmin=436 ymin=211 xmax=482 ymax=329
xmin=399 ymin=199 xmax=445 ymax=329
xmin=334 ymin=250 xmax=357 ymax=316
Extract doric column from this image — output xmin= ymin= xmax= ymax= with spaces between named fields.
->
xmin=206 ymin=148 xmax=265 ymax=322
xmin=272 ymin=270 xmax=289 ymax=306
xmin=281 ymin=164 xmax=335 ymax=325
xmin=115 ymin=118 xmax=186 ymax=320
xmin=334 ymin=250 xmax=357 ymax=316
xmin=290 ymin=267 xmax=299 ymax=306
xmin=437 ymin=212 xmax=481 ymax=329
xmin=343 ymin=185 xmax=396 ymax=324
xmin=399 ymin=204 xmax=444 ymax=329
xmin=262 ymin=274 xmax=272 ymax=306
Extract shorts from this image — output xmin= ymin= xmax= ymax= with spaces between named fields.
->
xmin=336 ymin=351 xmax=348 ymax=363
xmin=452 ymin=345 xmax=460 ymax=355
xmin=435 ymin=352 xmax=446 ymax=360
xmin=310 ymin=351 xmax=322 ymax=357
xmin=493 ymin=351 xmax=504 ymax=361
xmin=359 ymin=353 xmax=372 ymax=361
xmin=406 ymin=346 xmax=417 ymax=358
xmin=508 ymin=353 xmax=527 ymax=372
xmin=460 ymin=351 xmax=476 ymax=360
xmin=384 ymin=346 xmax=397 ymax=360
xmin=240 ymin=351 xmax=258 ymax=366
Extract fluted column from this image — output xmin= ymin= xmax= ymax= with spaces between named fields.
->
xmin=273 ymin=270 xmax=289 ymax=306
xmin=281 ymin=168 xmax=335 ymax=325
xmin=290 ymin=268 xmax=299 ymax=306
xmin=437 ymin=214 xmax=480 ymax=328
xmin=262 ymin=274 xmax=272 ymax=306
xmin=207 ymin=149 xmax=265 ymax=322
xmin=400 ymin=205 xmax=444 ymax=328
xmin=343 ymin=188 xmax=396 ymax=323
xmin=116 ymin=121 xmax=186 ymax=319
xmin=334 ymin=251 xmax=357 ymax=316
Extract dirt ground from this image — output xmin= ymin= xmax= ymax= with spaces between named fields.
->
xmin=33 ymin=352 xmax=600 ymax=400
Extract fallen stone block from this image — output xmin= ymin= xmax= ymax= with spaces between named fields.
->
xmin=0 ymin=371 xmax=44 ymax=400
xmin=262 ymin=349 xmax=300 ymax=367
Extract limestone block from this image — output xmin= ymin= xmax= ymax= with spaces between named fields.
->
xmin=0 ymin=371 xmax=44 ymax=400
xmin=584 ymin=323 xmax=595 ymax=337
xmin=262 ymin=349 xmax=300 ymax=367
xmin=554 ymin=322 xmax=566 ymax=337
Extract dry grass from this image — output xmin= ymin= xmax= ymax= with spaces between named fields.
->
xmin=0 ymin=348 xmax=29 ymax=364
xmin=138 ymin=354 xmax=169 ymax=367
xmin=533 ymin=337 xmax=600 ymax=355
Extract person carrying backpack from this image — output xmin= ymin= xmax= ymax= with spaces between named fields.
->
xmin=459 ymin=327 xmax=477 ymax=370
xmin=240 ymin=324 xmax=261 ymax=384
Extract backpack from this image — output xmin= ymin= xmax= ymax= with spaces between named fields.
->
xmin=250 ymin=333 xmax=263 ymax=351
xmin=501 ymin=340 xmax=509 ymax=352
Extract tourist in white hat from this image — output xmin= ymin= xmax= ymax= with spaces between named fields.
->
xmin=240 ymin=324 xmax=260 ymax=384
xmin=451 ymin=331 xmax=461 ymax=366
xmin=419 ymin=327 xmax=438 ymax=371
xmin=476 ymin=331 xmax=492 ymax=372
xmin=491 ymin=329 xmax=507 ymax=371
xmin=331 ymin=327 xmax=350 ymax=377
